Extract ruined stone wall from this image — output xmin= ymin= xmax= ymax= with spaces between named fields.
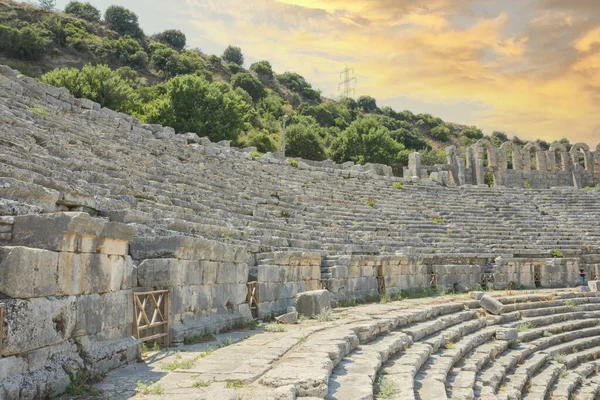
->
xmin=492 ymin=257 xmax=580 ymax=289
xmin=442 ymin=140 xmax=599 ymax=188
xmin=0 ymin=213 xmax=138 ymax=399
xmin=254 ymin=251 xmax=322 ymax=318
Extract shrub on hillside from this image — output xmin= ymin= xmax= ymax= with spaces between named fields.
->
xmin=153 ymin=29 xmax=186 ymax=51
xmin=0 ymin=24 xmax=52 ymax=60
xmin=230 ymin=73 xmax=265 ymax=102
xmin=104 ymin=6 xmax=143 ymax=38
xmin=41 ymin=64 xmax=139 ymax=112
xmin=228 ymin=62 xmax=240 ymax=74
xmin=285 ymin=117 xmax=327 ymax=161
xmin=357 ymin=95 xmax=378 ymax=113
xmin=429 ymin=124 xmax=451 ymax=142
xmin=142 ymin=74 xmax=251 ymax=142
xmin=64 ymin=1 xmax=101 ymax=22
xmin=222 ymin=45 xmax=244 ymax=66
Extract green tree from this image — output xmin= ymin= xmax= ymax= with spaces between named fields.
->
xmin=329 ymin=118 xmax=402 ymax=165
xmin=104 ymin=6 xmax=143 ymax=38
xmin=277 ymin=72 xmax=321 ymax=102
xmin=285 ymin=117 xmax=326 ymax=160
xmin=153 ymin=29 xmax=186 ymax=50
xmin=64 ymin=1 xmax=101 ymax=22
xmin=222 ymin=45 xmax=244 ymax=66
xmin=38 ymin=0 xmax=56 ymax=10
xmin=110 ymin=35 xmax=146 ymax=67
xmin=429 ymin=125 xmax=451 ymax=142
xmin=0 ymin=24 xmax=52 ymax=60
xmin=41 ymin=64 xmax=139 ymax=113
xmin=143 ymin=74 xmax=250 ymax=142
xmin=390 ymin=128 xmax=430 ymax=151
xmin=250 ymin=60 xmax=274 ymax=83
xmin=357 ymin=95 xmax=378 ymax=113
xmin=230 ymin=73 xmax=264 ymax=102
xmin=237 ymin=128 xmax=278 ymax=153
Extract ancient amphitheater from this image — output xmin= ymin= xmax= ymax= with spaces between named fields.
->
xmin=1 ymin=64 xmax=600 ymax=400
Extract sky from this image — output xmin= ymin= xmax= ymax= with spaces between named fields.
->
xmin=54 ymin=0 xmax=600 ymax=144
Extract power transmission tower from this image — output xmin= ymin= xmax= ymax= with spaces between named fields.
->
xmin=338 ymin=66 xmax=356 ymax=99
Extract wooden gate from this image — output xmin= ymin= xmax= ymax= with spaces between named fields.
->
xmin=247 ymin=282 xmax=259 ymax=318
xmin=133 ymin=290 xmax=169 ymax=345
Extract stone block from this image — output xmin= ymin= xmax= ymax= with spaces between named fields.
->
xmin=137 ymin=259 xmax=201 ymax=287
xmin=12 ymin=212 xmax=105 ymax=252
xmin=276 ymin=310 xmax=298 ymax=324
xmin=294 ymin=290 xmax=331 ymax=318
xmin=588 ymin=281 xmax=600 ymax=292
xmin=85 ymin=254 xmax=127 ymax=294
xmin=0 ymin=246 xmax=59 ymax=298
xmin=480 ymin=295 xmax=505 ymax=315
xmin=201 ymin=261 xmax=218 ymax=284
xmin=1 ymin=296 xmax=77 ymax=356
xmin=258 ymin=265 xmax=284 ymax=283
xmin=0 ymin=177 xmax=60 ymax=213
xmin=130 ymin=235 xmax=246 ymax=262
xmin=496 ymin=328 xmax=518 ymax=341
xmin=470 ymin=291 xmax=485 ymax=300
xmin=96 ymin=222 xmax=135 ymax=255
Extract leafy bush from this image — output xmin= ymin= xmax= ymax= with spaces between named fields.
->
xmin=222 ymin=45 xmax=244 ymax=66
xmin=285 ymin=117 xmax=327 ymax=161
xmin=392 ymin=182 xmax=404 ymax=189
xmin=64 ymin=1 xmax=101 ymax=22
xmin=228 ymin=62 xmax=240 ymax=74
xmin=277 ymin=72 xmax=321 ymax=102
xmin=41 ymin=64 xmax=139 ymax=112
xmin=143 ymin=74 xmax=251 ymax=142
xmin=110 ymin=35 xmax=145 ymax=66
xmin=153 ymin=29 xmax=186 ymax=50
xmin=429 ymin=124 xmax=451 ymax=142
xmin=250 ymin=60 xmax=274 ymax=80
xmin=357 ymin=95 xmax=378 ymax=113
xmin=230 ymin=72 xmax=264 ymax=102
xmin=238 ymin=128 xmax=278 ymax=153
xmin=104 ymin=6 xmax=143 ymax=38
xmin=0 ymin=24 xmax=52 ymax=60
xmin=551 ymin=250 xmax=564 ymax=258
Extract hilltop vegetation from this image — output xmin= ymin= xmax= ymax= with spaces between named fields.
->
xmin=0 ymin=0 xmax=570 ymax=169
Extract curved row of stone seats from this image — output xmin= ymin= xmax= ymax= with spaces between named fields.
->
xmin=1 ymin=65 xmax=600 ymax=261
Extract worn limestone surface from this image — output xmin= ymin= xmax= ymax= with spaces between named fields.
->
xmin=1 ymin=63 xmax=600 ymax=399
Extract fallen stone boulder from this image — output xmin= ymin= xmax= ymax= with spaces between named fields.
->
xmin=496 ymin=327 xmax=518 ymax=340
xmin=275 ymin=310 xmax=298 ymax=324
xmin=480 ymin=294 xmax=505 ymax=315
xmin=588 ymin=281 xmax=600 ymax=292
xmin=294 ymin=290 xmax=330 ymax=318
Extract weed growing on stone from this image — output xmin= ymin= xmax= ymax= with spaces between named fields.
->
xmin=184 ymin=331 xmax=216 ymax=345
xmin=221 ymin=233 xmax=234 ymax=241
xmin=298 ymin=314 xmax=309 ymax=322
xmin=365 ymin=199 xmax=375 ymax=207
xmin=240 ymin=319 xmax=259 ymax=330
xmin=134 ymin=193 xmax=157 ymax=202
xmin=193 ymin=380 xmax=212 ymax=387
xmin=219 ymin=336 xmax=234 ymax=347
xmin=432 ymin=216 xmax=445 ymax=223
xmin=543 ymin=331 xmax=553 ymax=337
xmin=66 ymin=372 xmax=101 ymax=396
xmin=551 ymin=250 xmax=565 ymax=258
xmin=564 ymin=300 xmax=576 ymax=307
xmin=543 ymin=195 xmax=550 ymax=200
xmin=400 ymin=287 xmax=438 ymax=299
xmin=135 ymin=381 xmax=164 ymax=395
xmin=249 ymin=151 xmax=262 ymax=159
xmin=377 ymin=376 xmax=396 ymax=398
xmin=288 ymin=159 xmax=298 ymax=168
xmin=225 ymin=380 xmax=244 ymax=389
xmin=316 ymin=309 xmax=335 ymax=322
xmin=445 ymin=341 xmax=455 ymax=350
xmin=517 ymin=322 xmax=535 ymax=332
xmin=559 ymin=369 xmax=568 ymax=379
xmin=153 ymin=341 xmax=160 ymax=352
xmin=297 ymin=335 xmax=308 ymax=344
xmin=508 ymin=340 xmax=520 ymax=350
xmin=524 ymin=182 xmax=533 ymax=189
xmin=550 ymin=353 xmax=568 ymax=364
xmin=27 ymin=105 xmax=48 ymax=117
xmin=380 ymin=293 xmax=391 ymax=304
xmin=264 ymin=323 xmax=287 ymax=333
xmin=140 ymin=341 xmax=148 ymax=356
xmin=392 ymin=182 xmax=404 ymax=189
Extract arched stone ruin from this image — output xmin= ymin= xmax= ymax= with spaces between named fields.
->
xmin=1 ymin=65 xmax=600 ymax=399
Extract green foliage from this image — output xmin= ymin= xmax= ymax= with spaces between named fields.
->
xmin=524 ymin=182 xmax=533 ymax=189
xmin=150 ymin=44 xmax=205 ymax=79
xmin=41 ymin=64 xmax=139 ymax=113
xmin=432 ymin=217 xmax=445 ymax=223
xmin=66 ymin=371 xmax=100 ymax=395
xmin=357 ymin=95 xmax=378 ymax=113
xmin=285 ymin=117 xmax=327 ymax=161
xmin=143 ymin=74 xmax=250 ymax=142
xmin=508 ymin=340 xmax=519 ymax=350
xmin=135 ymin=381 xmax=164 ymax=395
xmin=551 ymin=250 xmax=564 ymax=258
xmin=222 ymin=45 xmax=244 ymax=66
xmin=390 ymin=128 xmax=430 ymax=151
xmin=392 ymin=182 xmax=404 ymax=189
xmin=231 ymin=72 xmax=265 ymax=102
xmin=193 ymin=380 xmax=212 ymax=388
xmin=543 ymin=195 xmax=550 ymax=200
xmin=27 ymin=106 xmax=48 ymax=117
xmin=330 ymin=118 xmax=403 ymax=165
xmin=263 ymin=323 xmax=286 ymax=332
xmin=225 ymin=380 xmax=244 ymax=389
xmin=249 ymin=151 xmax=263 ymax=160
xmin=139 ymin=341 xmax=148 ymax=355
xmin=153 ymin=29 xmax=186 ymax=50
xmin=377 ymin=376 xmax=396 ymax=398
xmin=316 ymin=309 xmax=334 ymax=322
xmin=288 ymin=159 xmax=298 ymax=168
xmin=104 ymin=6 xmax=143 ymax=38
xmin=0 ymin=23 xmax=52 ymax=60
xmin=238 ymin=128 xmax=278 ymax=153
xmin=277 ymin=72 xmax=320 ymax=102
xmin=250 ymin=60 xmax=274 ymax=80
xmin=64 ymin=2 xmax=101 ymax=22
xmin=429 ymin=124 xmax=451 ymax=142
xmin=228 ymin=62 xmax=240 ymax=74
xmin=564 ymin=300 xmax=576 ymax=307
xmin=152 ymin=341 xmax=160 ymax=352
xmin=366 ymin=199 xmax=375 ymax=207
xmin=110 ymin=35 xmax=146 ymax=67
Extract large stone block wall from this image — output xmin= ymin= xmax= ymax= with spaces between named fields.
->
xmin=0 ymin=212 xmax=138 ymax=400
xmin=492 ymin=257 xmax=580 ymax=288
xmin=254 ymin=251 xmax=322 ymax=318
xmin=132 ymin=236 xmax=252 ymax=344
